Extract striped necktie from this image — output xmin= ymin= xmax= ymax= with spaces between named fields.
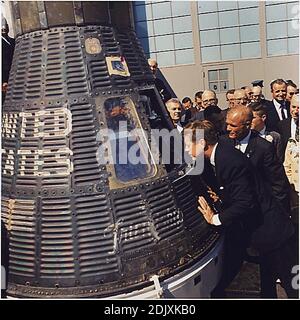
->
xmin=280 ymin=104 xmax=286 ymax=120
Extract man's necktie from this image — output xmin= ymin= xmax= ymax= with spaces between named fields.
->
xmin=295 ymin=121 xmax=299 ymax=142
xmin=211 ymin=164 xmax=216 ymax=176
xmin=280 ymin=105 xmax=286 ymax=120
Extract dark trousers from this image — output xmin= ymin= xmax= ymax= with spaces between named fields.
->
xmin=211 ymin=226 xmax=246 ymax=298
xmin=260 ymin=235 xmax=299 ymax=299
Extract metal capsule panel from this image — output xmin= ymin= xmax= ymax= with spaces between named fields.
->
xmin=2 ymin=6 xmax=219 ymax=298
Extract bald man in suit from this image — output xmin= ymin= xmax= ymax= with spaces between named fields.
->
xmin=224 ymin=106 xmax=290 ymax=212
xmin=223 ymin=106 xmax=296 ymax=298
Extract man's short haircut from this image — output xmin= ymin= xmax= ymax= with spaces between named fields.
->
xmin=227 ymin=106 xmax=253 ymax=124
xmin=248 ymin=102 xmax=267 ymax=118
xmin=202 ymin=89 xmax=217 ymax=99
xmin=166 ymin=98 xmax=181 ymax=108
xmin=148 ymin=58 xmax=157 ymax=66
xmin=286 ymin=80 xmax=297 ymax=89
xmin=291 ymin=93 xmax=299 ymax=105
xmin=226 ymin=89 xmax=235 ymax=96
xmin=182 ymin=97 xmax=192 ymax=104
xmin=204 ymin=105 xmax=221 ymax=119
xmin=270 ymin=78 xmax=286 ymax=91
xmin=195 ymin=91 xmax=203 ymax=99
xmin=185 ymin=120 xmax=218 ymax=145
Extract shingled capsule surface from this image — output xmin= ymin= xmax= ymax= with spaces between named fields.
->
xmin=2 ymin=1 xmax=222 ymax=298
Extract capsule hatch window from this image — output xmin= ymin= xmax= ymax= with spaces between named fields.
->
xmin=103 ymin=97 xmax=157 ymax=186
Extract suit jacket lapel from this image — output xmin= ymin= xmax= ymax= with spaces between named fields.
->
xmin=245 ymin=131 xmax=257 ymax=158
xmin=214 ymin=143 xmax=223 ymax=187
xmin=213 ymin=144 xmax=228 ymax=201
xmin=284 ymin=101 xmax=291 ymax=119
xmin=202 ymin=159 xmax=219 ymax=192
xmin=288 ymin=118 xmax=292 ymax=137
xmin=271 ymin=101 xmax=280 ymax=122
xmin=273 ymin=100 xmax=290 ymax=121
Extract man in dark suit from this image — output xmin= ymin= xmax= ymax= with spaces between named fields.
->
xmin=225 ymin=89 xmax=235 ymax=109
xmin=165 ymin=98 xmax=184 ymax=133
xmin=148 ymin=58 xmax=171 ymax=103
xmin=278 ymin=93 xmax=299 ymax=155
xmin=286 ymin=80 xmax=297 ymax=103
xmin=191 ymin=90 xmax=220 ymax=122
xmin=224 ymin=106 xmax=297 ymax=298
xmin=184 ymin=120 xmax=257 ymax=297
xmin=265 ymin=79 xmax=290 ymax=133
xmin=233 ymin=89 xmax=249 ymax=107
xmin=185 ymin=119 xmax=297 ymax=298
xmin=181 ymin=97 xmax=196 ymax=126
xmin=248 ymin=102 xmax=284 ymax=163
xmin=225 ymin=105 xmax=291 ymax=212
xmin=2 ymin=16 xmax=15 ymax=102
xmin=186 ymin=91 xmax=205 ymax=121
xmin=194 ymin=91 xmax=203 ymax=111
xmin=251 ymin=85 xmax=267 ymax=105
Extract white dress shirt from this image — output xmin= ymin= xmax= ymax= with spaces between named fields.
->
xmin=259 ymin=126 xmax=267 ymax=138
xmin=235 ymin=130 xmax=252 ymax=154
xmin=209 ymin=143 xmax=218 ymax=167
xmin=273 ymin=99 xmax=288 ymax=121
xmin=291 ymin=118 xmax=297 ymax=140
xmin=209 ymin=143 xmax=222 ymax=226
xmin=176 ymin=123 xmax=184 ymax=133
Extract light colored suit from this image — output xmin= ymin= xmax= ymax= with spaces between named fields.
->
xmin=284 ymin=138 xmax=299 ymax=223
xmin=284 ymin=138 xmax=299 ymax=192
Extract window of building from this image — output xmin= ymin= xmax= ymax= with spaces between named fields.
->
xmin=208 ymin=68 xmax=229 ymax=93
xmin=266 ymin=0 xmax=299 ymax=56
xmin=133 ymin=1 xmax=194 ymax=67
xmin=198 ymin=1 xmax=261 ymax=63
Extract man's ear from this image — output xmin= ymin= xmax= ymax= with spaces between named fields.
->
xmin=195 ymin=139 xmax=206 ymax=152
xmin=201 ymin=139 xmax=209 ymax=151
xmin=262 ymin=114 xmax=267 ymax=122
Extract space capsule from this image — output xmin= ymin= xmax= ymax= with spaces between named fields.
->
xmin=1 ymin=1 xmax=223 ymax=298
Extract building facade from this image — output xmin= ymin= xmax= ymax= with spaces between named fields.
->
xmin=2 ymin=0 xmax=299 ymax=107
xmin=132 ymin=0 xmax=299 ymax=107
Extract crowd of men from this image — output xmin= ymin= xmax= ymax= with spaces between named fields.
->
xmin=150 ymin=58 xmax=299 ymax=299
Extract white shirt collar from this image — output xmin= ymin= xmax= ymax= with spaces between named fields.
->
xmin=273 ymin=99 xmax=287 ymax=120
xmin=236 ymin=130 xmax=251 ymax=153
xmin=210 ymin=143 xmax=218 ymax=167
xmin=291 ymin=118 xmax=297 ymax=140
xmin=239 ymin=130 xmax=251 ymax=145
xmin=175 ymin=122 xmax=183 ymax=133
xmin=259 ymin=126 xmax=266 ymax=137
xmin=273 ymin=98 xmax=281 ymax=109
xmin=2 ymin=36 xmax=11 ymax=45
